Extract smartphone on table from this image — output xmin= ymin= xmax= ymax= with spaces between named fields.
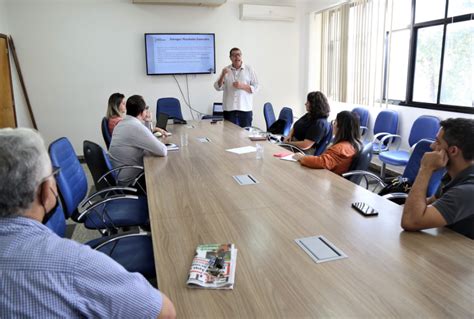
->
xmin=351 ymin=202 xmax=379 ymax=216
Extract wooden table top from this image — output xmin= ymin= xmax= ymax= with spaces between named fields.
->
xmin=144 ymin=120 xmax=474 ymax=318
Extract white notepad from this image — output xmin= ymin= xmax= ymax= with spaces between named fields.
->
xmin=280 ymin=154 xmax=297 ymax=162
xmin=226 ymin=146 xmax=256 ymax=154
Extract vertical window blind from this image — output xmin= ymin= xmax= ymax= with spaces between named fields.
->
xmin=319 ymin=0 xmax=388 ymax=106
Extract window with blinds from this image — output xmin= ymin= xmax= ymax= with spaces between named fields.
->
xmin=315 ymin=0 xmax=473 ymax=114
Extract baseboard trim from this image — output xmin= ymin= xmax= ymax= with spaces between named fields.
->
xmin=368 ymin=162 xmax=399 ymax=179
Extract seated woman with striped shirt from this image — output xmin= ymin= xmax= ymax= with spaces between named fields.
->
xmin=293 ymin=111 xmax=362 ymax=175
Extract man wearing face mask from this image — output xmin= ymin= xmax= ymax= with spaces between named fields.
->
xmin=0 ymin=128 xmax=176 ymax=318
xmin=214 ymin=47 xmax=259 ymax=128
xmin=401 ymin=118 xmax=474 ymax=239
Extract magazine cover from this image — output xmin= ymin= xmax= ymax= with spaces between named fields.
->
xmin=186 ymin=243 xmax=237 ymax=289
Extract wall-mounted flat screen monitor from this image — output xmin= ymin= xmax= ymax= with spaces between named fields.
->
xmin=145 ymin=33 xmax=216 ymax=75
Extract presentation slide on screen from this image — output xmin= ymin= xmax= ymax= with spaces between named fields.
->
xmin=146 ymin=34 xmax=215 ymax=75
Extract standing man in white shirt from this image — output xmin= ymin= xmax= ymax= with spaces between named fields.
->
xmin=214 ymin=48 xmax=259 ymax=128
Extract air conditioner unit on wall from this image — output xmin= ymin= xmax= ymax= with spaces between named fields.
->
xmin=240 ymin=4 xmax=296 ymax=22
xmin=132 ymin=0 xmax=226 ymax=6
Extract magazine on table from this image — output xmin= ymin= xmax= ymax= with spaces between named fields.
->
xmin=186 ymin=243 xmax=237 ymax=289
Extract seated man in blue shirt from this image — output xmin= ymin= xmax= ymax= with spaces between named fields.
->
xmin=0 ymin=128 xmax=176 ymax=318
xmin=401 ymin=118 xmax=474 ymax=239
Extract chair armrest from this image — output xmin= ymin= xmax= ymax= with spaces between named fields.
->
xmin=342 ymin=170 xmax=386 ymax=189
xmin=97 ymin=165 xmax=144 ymax=184
xmin=79 ymin=186 xmax=138 ymax=210
xmin=89 ymin=229 xmax=151 ymax=251
xmin=76 ymin=193 xmax=140 ymax=223
xmin=379 ymin=134 xmax=402 ymax=151
xmin=278 ymin=143 xmax=305 ymax=155
xmin=98 ymin=165 xmax=146 ymax=194
xmin=372 ymin=132 xmax=393 ymax=143
xmin=360 ymin=126 xmax=368 ymax=136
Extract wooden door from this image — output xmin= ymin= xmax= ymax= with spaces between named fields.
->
xmin=0 ymin=34 xmax=17 ymax=128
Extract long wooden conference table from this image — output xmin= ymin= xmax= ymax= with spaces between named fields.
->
xmin=144 ymin=120 xmax=473 ymax=318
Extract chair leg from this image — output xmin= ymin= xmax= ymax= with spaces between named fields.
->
xmin=380 ymin=163 xmax=386 ymax=179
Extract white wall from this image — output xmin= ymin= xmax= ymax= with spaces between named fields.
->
xmin=5 ymin=0 xmax=302 ymax=153
xmin=0 ymin=0 xmax=8 ymax=32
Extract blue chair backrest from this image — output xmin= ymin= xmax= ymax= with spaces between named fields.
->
xmin=101 ymin=117 xmax=111 ymax=149
xmin=408 ymin=116 xmax=440 ymax=147
xmin=49 ymin=137 xmax=88 ymax=219
xmin=156 ymin=97 xmax=184 ymax=121
xmin=352 ymin=107 xmax=369 ymax=127
xmin=373 ymin=110 xmax=398 ymax=138
xmin=314 ymin=121 xmax=333 ymax=156
xmin=402 ymin=139 xmax=445 ymax=197
xmin=103 ymin=148 xmax=114 ymax=173
xmin=45 ymin=202 xmax=66 ymax=238
xmin=346 ymin=142 xmax=373 ymax=184
xmin=263 ymin=102 xmax=276 ymax=131
xmin=278 ymin=107 xmax=293 ymax=136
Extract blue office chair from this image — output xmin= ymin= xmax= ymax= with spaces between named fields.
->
xmin=202 ymin=102 xmax=224 ymax=120
xmin=263 ymin=102 xmax=276 ymax=131
xmin=45 ymin=201 xmax=67 ymax=238
xmin=368 ymin=110 xmax=399 ymax=154
xmin=83 ymin=140 xmax=146 ymax=194
xmin=49 ymin=137 xmax=149 ymax=231
xmin=45 ymin=200 xmax=156 ymax=280
xmin=278 ymin=119 xmax=331 ymax=155
xmin=278 ymin=107 xmax=293 ymax=136
xmin=344 ymin=139 xmax=444 ymax=202
xmin=378 ymin=115 xmax=440 ymax=178
xmin=352 ymin=107 xmax=369 ymax=137
xmin=101 ymin=117 xmax=112 ymax=149
xmin=156 ymin=97 xmax=185 ymax=123
xmin=398 ymin=139 xmax=444 ymax=197
xmin=343 ymin=142 xmax=373 ymax=185
xmin=314 ymin=123 xmax=333 ymax=156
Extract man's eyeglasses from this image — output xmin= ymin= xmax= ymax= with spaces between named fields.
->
xmin=41 ymin=167 xmax=61 ymax=183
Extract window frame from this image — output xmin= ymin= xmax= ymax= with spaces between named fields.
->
xmin=384 ymin=1 xmax=473 ymax=114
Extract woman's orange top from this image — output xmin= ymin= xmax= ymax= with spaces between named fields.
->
xmin=299 ymin=141 xmax=357 ymax=175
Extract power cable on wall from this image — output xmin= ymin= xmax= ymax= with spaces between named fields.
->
xmin=172 ymin=75 xmax=207 ymax=120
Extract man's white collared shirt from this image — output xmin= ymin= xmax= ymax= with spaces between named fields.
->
xmin=214 ymin=63 xmax=259 ymax=112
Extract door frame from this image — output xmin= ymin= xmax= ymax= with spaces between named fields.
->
xmin=0 ymin=33 xmax=17 ymax=128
